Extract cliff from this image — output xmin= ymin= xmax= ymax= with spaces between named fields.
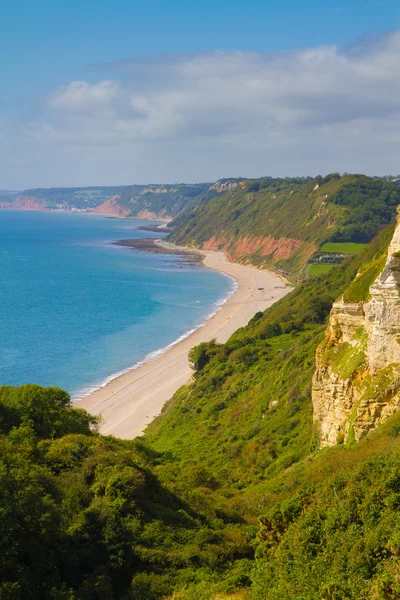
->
xmin=313 ymin=211 xmax=400 ymax=445
xmin=0 ymin=183 xmax=212 ymax=218
xmin=169 ymin=174 xmax=400 ymax=277
xmin=0 ymin=195 xmax=48 ymax=210
xmin=91 ymin=194 xmax=129 ymax=216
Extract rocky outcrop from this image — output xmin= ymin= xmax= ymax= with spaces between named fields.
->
xmin=365 ymin=225 xmax=400 ymax=373
xmin=209 ymin=179 xmax=245 ymax=193
xmin=313 ymin=207 xmax=400 ymax=446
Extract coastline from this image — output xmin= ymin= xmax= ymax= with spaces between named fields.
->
xmin=77 ymin=244 xmax=292 ymax=439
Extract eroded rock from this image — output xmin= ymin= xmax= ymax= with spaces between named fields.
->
xmin=312 ymin=207 xmax=400 ymax=446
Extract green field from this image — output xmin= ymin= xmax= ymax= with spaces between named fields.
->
xmin=321 ymin=242 xmax=366 ymax=254
xmin=309 ymin=263 xmax=336 ymax=274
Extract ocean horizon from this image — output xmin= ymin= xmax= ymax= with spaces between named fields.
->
xmin=0 ymin=211 xmax=234 ymax=398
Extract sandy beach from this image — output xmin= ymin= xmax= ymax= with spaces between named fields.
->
xmin=77 ymin=245 xmax=292 ymax=439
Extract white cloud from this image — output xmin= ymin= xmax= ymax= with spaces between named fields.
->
xmin=2 ymin=31 xmax=400 ymax=187
xmin=49 ymin=80 xmax=120 ymax=114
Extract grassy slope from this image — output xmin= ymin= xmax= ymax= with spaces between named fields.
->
xmin=308 ymin=263 xmax=335 ymax=274
xmin=321 ymin=241 xmax=366 ymax=254
xmin=145 ymin=238 xmax=373 ymax=492
xmin=169 ymin=175 xmax=400 ymax=277
xmin=142 ymin=226 xmax=400 ymax=598
xmin=114 ymin=183 xmax=213 ymax=218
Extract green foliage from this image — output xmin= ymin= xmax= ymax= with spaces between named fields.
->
xmin=189 ymin=341 xmax=222 ymax=373
xmin=343 ymin=225 xmax=393 ymax=302
xmin=0 ymin=384 xmax=97 ymax=438
xmin=252 ymin=447 xmax=400 ymax=599
xmin=169 ymin=174 xmax=400 ymax=276
xmin=330 ymin=176 xmax=400 ymax=243
xmin=116 ymin=183 xmax=213 ymax=217
xmin=145 ymin=237 xmax=378 ymax=509
xmin=144 ymin=227 xmax=399 ymax=598
xmin=320 ymin=242 xmax=366 ymax=254
xmin=325 ymin=340 xmax=366 ymax=380
xmin=0 ymin=385 xmax=254 ymax=599
xmin=308 ymin=263 xmax=335 ymax=274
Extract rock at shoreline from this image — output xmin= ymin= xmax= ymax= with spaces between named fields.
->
xmin=114 ymin=238 xmax=202 ymax=265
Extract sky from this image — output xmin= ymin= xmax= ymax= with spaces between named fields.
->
xmin=1 ymin=0 xmax=400 ymax=189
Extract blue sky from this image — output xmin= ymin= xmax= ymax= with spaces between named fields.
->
xmin=1 ymin=0 xmax=400 ymax=188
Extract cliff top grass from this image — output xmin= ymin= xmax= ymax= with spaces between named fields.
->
xmin=308 ymin=263 xmax=335 ymax=275
xmin=321 ymin=241 xmax=366 ymax=254
xmin=342 ymin=225 xmax=393 ymax=302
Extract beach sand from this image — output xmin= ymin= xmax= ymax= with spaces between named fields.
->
xmin=77 ymin=247 xmax=292 ymax=439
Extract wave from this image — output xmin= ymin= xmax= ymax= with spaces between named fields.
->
xmin=71 ymin=273 xmax=237 ymax=402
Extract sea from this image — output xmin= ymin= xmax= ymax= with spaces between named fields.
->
xmin=0 ymin=211 xmax=234 ymax=399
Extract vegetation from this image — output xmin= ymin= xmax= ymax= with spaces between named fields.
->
xmin=320 ymin=242 xmax=366 ymax=254
xmin=343 ymin=225 xmax=393 ymax=302
xmin=113 ymin=183 xmax=214 ymax=217
xmin=2 ymin=226 xmax=400 ymax=599
xmin=329 ymin=176 xmax=400 ymax=243
xmin=169 ymin=174 xmax=400 ymax=277
xmin=308 ymin=263 xmax=335 ymax=274
xmin=252 ymin=432 xmax=400 ymax=599
xmin=0 ymin=385 xmax=253 ymax=599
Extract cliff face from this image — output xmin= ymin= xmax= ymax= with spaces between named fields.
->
xmin=91 ymin=195 xmax=128 ymax=216
xmin=313 ymin=209 xmax=400 ymax=446
xmin=0 ymin=196 xmax=48 ymax=210
xmin=199 ymin=233 xmax=314 ymax=270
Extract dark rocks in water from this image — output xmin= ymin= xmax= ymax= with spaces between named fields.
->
xmin=113 ymin=238 xmax=202 ymax=265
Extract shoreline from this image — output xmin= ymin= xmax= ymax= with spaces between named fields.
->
xmin=77 ymin=244 xmax=292 ymax=439
xmin=71 ymin=272 xmax=237 ymax=403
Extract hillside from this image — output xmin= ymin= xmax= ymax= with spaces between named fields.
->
xmin=0 ymin=183 xmax=214 ymax=219
xmin=4 ymin=224 xmax=400 ymax=598
xmin=0 ymin=385 xmax=251 ymax=599
xmin=169 ymin=174 xmax=400 ymax=277
xmin=143 ymin=224 xmax=400 ymax=598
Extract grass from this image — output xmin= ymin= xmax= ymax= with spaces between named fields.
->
xmin=308 ymin=263 xmax=335 ymax=275
xmin=321 ymin=242 xmax=366 ymax=254
xmin=343 ymin=252 xmax=387 ymax=302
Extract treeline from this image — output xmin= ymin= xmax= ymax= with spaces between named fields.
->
xmin=330 ymin=176 xmax=400 ymax=242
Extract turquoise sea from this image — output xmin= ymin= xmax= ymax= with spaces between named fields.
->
xmin=0 ymin=211 xmax=233 ymax=398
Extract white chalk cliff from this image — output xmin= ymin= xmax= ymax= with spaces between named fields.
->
xmin=313 ymin=207 xmax=400 ymax=446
